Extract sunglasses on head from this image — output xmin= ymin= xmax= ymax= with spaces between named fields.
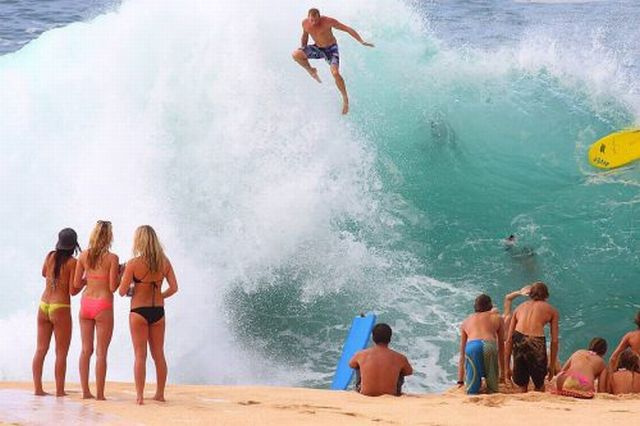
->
xmin=97 ymin=220 xmax=112 ymax=226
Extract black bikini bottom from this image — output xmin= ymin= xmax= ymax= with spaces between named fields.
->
xmin=131 ymin=306 xmax=165 ymax=324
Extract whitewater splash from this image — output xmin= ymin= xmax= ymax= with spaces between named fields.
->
xmin=0 ymin=0 xmax=638 ymax=391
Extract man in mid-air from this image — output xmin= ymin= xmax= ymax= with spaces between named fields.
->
xmin=292 ymin=8 xmax=374 ymax=115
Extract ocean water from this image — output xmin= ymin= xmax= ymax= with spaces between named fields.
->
xmin=0 ymin=0 xmax=638 ymax=392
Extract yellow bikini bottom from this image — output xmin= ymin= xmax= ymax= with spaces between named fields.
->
xmin=39 ymin=301 xmax=71 ymax=317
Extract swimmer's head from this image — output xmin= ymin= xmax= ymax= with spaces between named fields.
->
xmin=474 ymin=294 xmax=493 ymax=313
xmin=308 ymin=8 xmax=321 ymax=25
xmin=504 ymin=234 xmax=516 ymax=245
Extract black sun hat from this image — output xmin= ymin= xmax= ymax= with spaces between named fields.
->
xmin=56 ymin=228 xmax=80 ymax=251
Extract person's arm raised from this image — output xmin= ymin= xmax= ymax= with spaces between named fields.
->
xmin=330 ymin=19 xmax=374 ymax=47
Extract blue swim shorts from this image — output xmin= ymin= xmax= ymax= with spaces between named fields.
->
xmin=301 ymin=43 xmax=340 ymax=66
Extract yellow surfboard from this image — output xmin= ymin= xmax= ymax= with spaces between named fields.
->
xmin=588 ymin=129 xmax=640 ymax=169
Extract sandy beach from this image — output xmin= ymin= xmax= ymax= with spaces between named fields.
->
xmin=1 ymin=381 xmax=640 ymax=425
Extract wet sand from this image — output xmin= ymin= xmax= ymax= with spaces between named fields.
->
xmin=2 ymin=381 xmax=640 ymax=425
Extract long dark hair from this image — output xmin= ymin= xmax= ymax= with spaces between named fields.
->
xmin=53 ymin=248 xmax=76 ymax=278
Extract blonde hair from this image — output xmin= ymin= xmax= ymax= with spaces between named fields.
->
xmin=87 ymin=221 xmax=113 ymax=269
xmin=132 ymin=225 xmax=165 ymax=273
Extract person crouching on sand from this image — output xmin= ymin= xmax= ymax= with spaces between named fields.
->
xmin=458 ymin=294 xmax=505 ymax=394
xmin=73 ymin=220 xmax=120 ymax=400
xmin=553 ymin=337 xmax=607 ymax=399
xmin=349 ymin=323 xmax=413 ymax=396
xmin=118 ymin=225 xmax=178 ymax=405
xmin=608 ymin=311 xmax=640 ymax=370
xmin=505 ymin=281 xmax=559 ymax=392
xmin=608 ymin=349 xmax=640 ymax=394
xmin=33 ymin=228 xmax=81 ymax=396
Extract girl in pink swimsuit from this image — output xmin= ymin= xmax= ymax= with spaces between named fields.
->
xmin=73 ymin=220 xmax=120 ymax=400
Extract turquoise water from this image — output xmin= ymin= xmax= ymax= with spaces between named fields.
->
xmin=0 ymin=0 xmax=638 ymax=391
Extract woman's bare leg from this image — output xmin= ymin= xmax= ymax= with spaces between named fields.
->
xmin=79 ymin=317 xmax=95 ymax=399
xmin=148 ymin=318 xmax=167 ymax=401
xmin=130 ymin=312 xmax=149 ymax=405
xmin=51 ymin=309 xmax=72 ymax=396
xmin=94 ymin=310 xmax=114 ymax=400
xmin=32 ymin=311 xmax=53 ymax=396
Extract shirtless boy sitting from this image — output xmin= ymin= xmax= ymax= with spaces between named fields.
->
xmin=458 ymin=294 xmax=505 ymax=394
xmin=349 ymin=323 xmax=413 ymax=396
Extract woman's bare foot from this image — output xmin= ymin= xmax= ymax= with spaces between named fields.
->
xmin=153 ymin=394 xmax=166 ymax=402
xmin=96 ymin=395 xmax=106 ymax=401
xmin=136 ymin=396 xmax=144 ymax=405
xmin=307 ymin=67 xmax=321 ymax=83
xmin=34 ymin=389 xmax=50 ymax=396
xmin=56 ymin=391 xmax=68 ymax=397
xmin=342 ymin=99 xmax=349 ymax=115
xmin=82 ymin=392 xmax=95 ymax=399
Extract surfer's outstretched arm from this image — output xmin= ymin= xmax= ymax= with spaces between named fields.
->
xmin=330 ymin=19 xmax=374 ymax=47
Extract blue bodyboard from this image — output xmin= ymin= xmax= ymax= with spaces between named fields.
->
xmin=330 ymin=313 xmax=377 ymax=390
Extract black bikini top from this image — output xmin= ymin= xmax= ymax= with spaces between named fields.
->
xmin=132 ymin=270 xmax=161 ymax=306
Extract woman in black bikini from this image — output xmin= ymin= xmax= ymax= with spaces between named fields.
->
xmin=118 ymin=225 xmax=178 ymax=405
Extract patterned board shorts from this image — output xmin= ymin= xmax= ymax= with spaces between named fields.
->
xmin=301 ymin=43 xmax=340 ymax=66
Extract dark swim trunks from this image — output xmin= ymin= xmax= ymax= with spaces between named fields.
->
xmin=512 ymin=330 xmax=547 ymax=390
xmin=300 ymin=43 xmax=340 ymax=66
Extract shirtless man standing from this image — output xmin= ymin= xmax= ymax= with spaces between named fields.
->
xmin=349 ymin=323 xmax=413 ymax=396
xmin=505 ymin=281 xmax=559 ymax=392
xmin=292 ymin=8 xmax=374 ymax=115
xmin=458 ymin=294 xmax=505 ymax=394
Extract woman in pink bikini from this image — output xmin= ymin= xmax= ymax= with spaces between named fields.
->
xmin=73 ymin=220 xmax=120 ymax=400
xmin=553 ymin=337 xmax=608 ymax=399
xmin=118 ymin=225 xmax=178 ymax=405
xmin=33 ymin=228 xmax=81 ymax=396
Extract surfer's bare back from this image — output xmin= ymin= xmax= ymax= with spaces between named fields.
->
xmin=292 ymin=8 xmax=374 ymax=115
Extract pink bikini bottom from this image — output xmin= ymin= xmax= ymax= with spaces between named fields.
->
xmin=80 ymin=296 xmax=113 ymax=320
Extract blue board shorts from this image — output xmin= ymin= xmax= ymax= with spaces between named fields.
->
xmin=301 ymin=43 xmax=340 ymax=66
xmin=464 ymin=339 xmax=499 ymax=394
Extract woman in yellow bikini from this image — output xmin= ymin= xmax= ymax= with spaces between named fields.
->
xmin=73 ymin=220 xmax=120 ymax=400
xmin=32 ymin=228 xmax=81 ymax=396
xmin=118 ymin=225 xmax=178 ymax=405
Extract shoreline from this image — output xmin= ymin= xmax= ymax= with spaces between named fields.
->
xmin=2 ymin=382 xmax=640 ymax=425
